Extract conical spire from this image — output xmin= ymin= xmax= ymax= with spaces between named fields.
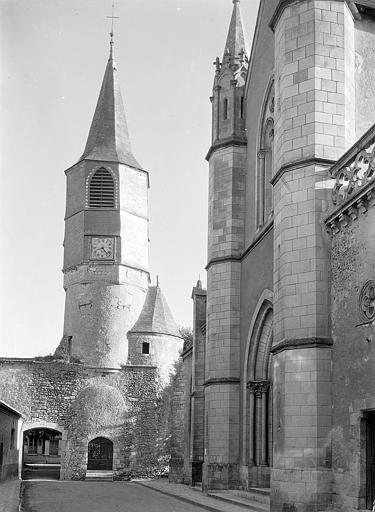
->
xmin=128 ymin=285 xmax=182 ymax=339
xmin=80 ymin=42 xmax=142 ymax=170
xmin=222 ymin=0 xmax=249 ymax=67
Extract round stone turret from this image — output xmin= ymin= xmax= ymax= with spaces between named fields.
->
xmin=127 ymin=283 xmax=183 ymax=384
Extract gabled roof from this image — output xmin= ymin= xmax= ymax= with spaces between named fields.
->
xmin=80 ymin=45 xmax=142 ymax=170
xmin=128 ymin=285 xmax=182 ymax=339
xmin=222 ymin=0 xmax=249 ymax=66
xmin=0 ymin=400 xmax=23 ymax=417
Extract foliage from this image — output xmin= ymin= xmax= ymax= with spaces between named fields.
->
xmin=179 ymin=326 xmax=193 ymax=344
xmin=179 ymin=325 xmax=193 ymax=352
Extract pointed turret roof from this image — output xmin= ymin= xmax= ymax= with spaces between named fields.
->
xmin=222 ymin=0 xmax=249 ymax=67
xmin=128 ymin=284 xmax=182 ymax=339
xmin=80 ymin=42 xmax=142 ymax=170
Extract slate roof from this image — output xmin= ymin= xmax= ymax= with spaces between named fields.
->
xmin=129 ymin=285 xmax=182 ymax=339
xmin=0 ymin=400 xmax=23 ymax=417
xmin=80 ymin=45 xmax=142 ymax=170
xmin=222 ymin=0 xmax=249 ymax=65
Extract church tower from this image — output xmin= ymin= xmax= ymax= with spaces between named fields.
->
xmin=58 ymin=36 xmax=150 ymax=368
xmin=204 ymin=0 xmax=248 ymax=489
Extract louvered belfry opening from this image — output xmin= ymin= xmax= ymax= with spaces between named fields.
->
xmin=89 ymin=168 xmax=115 ymax=208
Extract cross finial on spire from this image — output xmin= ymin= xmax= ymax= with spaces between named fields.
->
xmin=107 ymin=1 xmax=120 ymax=58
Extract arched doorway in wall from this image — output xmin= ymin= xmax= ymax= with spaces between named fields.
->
xmin=22 ymin=427 xmax=62 ymax=480
xmin=87 ymin=437 xmax=113 ymax=471
xmin=243 ymin=294 xmax=273 ymax=489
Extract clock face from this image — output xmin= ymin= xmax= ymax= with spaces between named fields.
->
xmin=91 ymin=237 xmax=114 ymax=260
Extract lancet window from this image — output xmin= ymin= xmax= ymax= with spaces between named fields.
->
xmin=256 ymin=82 xmax=274 ymax=229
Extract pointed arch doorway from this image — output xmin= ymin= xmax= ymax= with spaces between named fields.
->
xmin=243 ymin=294 xmax=273 ymax=489
xmin=87 ymin=437 xmax=113 ymax=471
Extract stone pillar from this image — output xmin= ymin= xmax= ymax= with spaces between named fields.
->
xmin=260 ymin=382 xmax=270 ymax=466
xmin=255 ymin=389 xmax=263 ymax=467
xmin=204 ymin=142 xmax=246 ymax=489
xmin=270 ymin=1 xmax=355 ymax=510
xmin=190 ymin=281 xmax=207 ymax=484
xmin=248 ymin=380 xmax=271 ymax=474
xmin=247 ymin=385 xmax=255 ymax=466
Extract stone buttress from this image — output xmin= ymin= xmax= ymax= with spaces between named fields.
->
xmin=269 ymin=1 xmax=356 ymax=509
xmin=203 ymin=0 xmax=248 ymax=490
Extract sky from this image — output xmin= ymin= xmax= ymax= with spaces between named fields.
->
xmin=0 ymin=0 xmax=260 ymax=358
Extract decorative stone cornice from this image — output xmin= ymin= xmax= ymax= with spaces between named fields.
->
xmin=325 ymin=123 xmax=375 ymax=235
xmin=204 ymin=377 xmax=240 ymax=387
xmin=206 ymin=255 xmax=241 ymax=271
xmin=269 ymin=0 xmax=361 ymax=32
xmin=270 ymin=337 xmax=333 ymax=355
xmin=270 ymin=157 xmax=334 ymax=187
xmin=206 ymin=136 xmax=247 ymax=162
xmin=246 ymin=380 xmax=271 ymax=397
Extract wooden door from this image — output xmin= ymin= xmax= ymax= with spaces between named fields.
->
xmin=366 ymin=413 xmax=375 ymax=509
xmin=87 ymin=438 xmax=113 ymax=470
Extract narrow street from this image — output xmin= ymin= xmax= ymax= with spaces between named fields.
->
xmin=21 ymin=481 xmax=211 ymax=512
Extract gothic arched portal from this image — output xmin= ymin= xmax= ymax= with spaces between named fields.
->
xmin=242 ymin=291 xmax=273 ymax=488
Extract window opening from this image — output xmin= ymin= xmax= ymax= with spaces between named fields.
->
xmin=142 ymin=342 xmax=150 ymax=355
xmin=49 ymin=439 xmax=59 ymax=456
xmin=10 ymin=428 xmax=15 ymax=449
xmin=223 ymin=98 xmax=228 ymax=120
xmin=28 ymin=438 xmax=38 ymax=454
xmin=256 ymin=84 xmax=274 ymax=229
xmin=89 ymin=168 xmax=115 ymax=208
xmin=240 ymin=97 xmax=244 ymax=119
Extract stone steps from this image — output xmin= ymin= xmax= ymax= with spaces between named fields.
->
xmin=193 ymin=484 xmax=270 ymax=512
xmin=85 ymin=470 xmax=113 ymax=481
xmin=229 ymin=487 xmax=270 ymax=506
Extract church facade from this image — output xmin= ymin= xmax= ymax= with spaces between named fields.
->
xmin=0 ymin=37 xmax=182 ymax=480
xmin=181 ymin=1 xmax=375 ymax=511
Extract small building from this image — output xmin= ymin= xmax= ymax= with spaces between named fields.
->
xmin=0 ymin=401 xmax=23 ymax=481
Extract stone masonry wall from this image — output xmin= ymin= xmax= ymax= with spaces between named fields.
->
xmin=330 ymin=208 xmax=375 ymax=511
xmin=0 ymin=359 xmax=159 ymax=480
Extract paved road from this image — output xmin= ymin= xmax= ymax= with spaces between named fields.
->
xmin=21 ymin=481 xmax=209 ymax=512
xmin=0 ymin=479 xmax=20 ymax=512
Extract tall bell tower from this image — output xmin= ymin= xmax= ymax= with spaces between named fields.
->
xmin=57 ymin=36 xmax=150 ymax=368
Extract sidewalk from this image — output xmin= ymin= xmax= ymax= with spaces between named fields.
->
xmin=0 ymin=478 xmax=21 ymax=512
xmin=134 ymin=479 xmax=260 ymax=512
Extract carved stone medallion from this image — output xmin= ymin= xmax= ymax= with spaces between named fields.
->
xmin=359 ymin=279 xmax=375 ymax=322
